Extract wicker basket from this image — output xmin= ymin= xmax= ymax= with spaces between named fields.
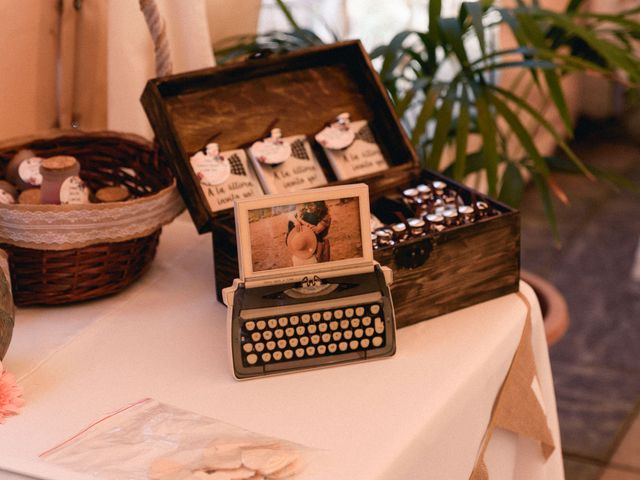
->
xmin=0 ymin=250 xmax=13 ymax=359
xmin=0 ymin=130 xmax=183 ymax=307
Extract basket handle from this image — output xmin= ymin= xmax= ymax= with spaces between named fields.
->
xmin=139 ymin=0 xmax=173 ymax=77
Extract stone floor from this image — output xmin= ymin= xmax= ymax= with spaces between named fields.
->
xmin=519 ymin=117 xmax=640 ymax=479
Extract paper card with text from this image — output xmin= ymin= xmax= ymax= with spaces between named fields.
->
xmin=191 ymin=148 xmax=264 ymax=213
xmin=319 ymin=120 xmax=388 ymax=180
xmin=248 ymin=135 xmax=328 ymax=194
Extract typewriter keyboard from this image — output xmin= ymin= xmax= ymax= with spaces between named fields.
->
xmin=239 ymin=301 xmax=389 ymax=370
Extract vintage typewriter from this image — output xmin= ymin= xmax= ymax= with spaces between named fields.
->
xmin=223 ymin=184 xmax=396 ymax=380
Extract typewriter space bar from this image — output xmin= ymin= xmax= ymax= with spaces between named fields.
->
xmin=240 ymin=292 xmax=382 ymax=320
xmin=264 ymin=351 xmax=365 ymax=373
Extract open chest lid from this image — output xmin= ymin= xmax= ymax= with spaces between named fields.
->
xmin=141 ymin=40 xmax=418 ymax=234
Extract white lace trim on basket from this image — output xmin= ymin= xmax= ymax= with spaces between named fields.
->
xmin=0 ymin=183 xmax=185 ymax=250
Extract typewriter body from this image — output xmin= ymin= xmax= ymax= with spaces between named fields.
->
xmin=223 ymin=184 xmax=396 ymax=380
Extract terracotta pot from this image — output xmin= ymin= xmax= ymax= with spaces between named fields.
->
xmin=521 ymin=270 xmax=570 ymax=346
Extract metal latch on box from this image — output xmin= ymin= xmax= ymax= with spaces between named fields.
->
xmin=393 ymin=238 xmax=432 ymax=269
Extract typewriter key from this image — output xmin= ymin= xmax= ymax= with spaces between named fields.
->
xmin=247 ymin=354 xmax=258 ymax=365
xmin=375 ymin=318 xmax=385 ymax=334
xmin=407 ymin=217 xmax=426 ymax=236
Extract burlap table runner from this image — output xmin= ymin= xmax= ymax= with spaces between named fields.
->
xmin=469 ymin=291 xmax=556 ymax=479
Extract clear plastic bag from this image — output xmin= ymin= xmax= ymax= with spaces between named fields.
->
xmin=42 ymin=398 xmax=324 ymax=480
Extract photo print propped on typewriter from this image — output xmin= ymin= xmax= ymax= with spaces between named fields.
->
xmin=224 ymin=184 xmax=397 ymax=379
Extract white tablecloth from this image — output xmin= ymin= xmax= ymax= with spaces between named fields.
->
xmin=0 ymin=213 xmax=564 ymax=480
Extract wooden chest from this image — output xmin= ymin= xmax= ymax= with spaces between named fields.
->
xmin=141 ymin=41 xmax=519 ymax=329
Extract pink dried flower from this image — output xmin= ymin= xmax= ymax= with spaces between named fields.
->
xmin=0 ymin=360 xmax=24 ymax=423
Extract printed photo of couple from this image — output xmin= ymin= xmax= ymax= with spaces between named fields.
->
xmin=248 ymin=197 xmax=363 ymax=272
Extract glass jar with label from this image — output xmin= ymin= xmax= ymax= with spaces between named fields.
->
xmin=407 ymin=217 xmax=426 ymax=236
xmin=6 ymin=149 xmax=43 ymax=191
xmin=39 ymin=156 xmax=81 ymax=204
xmin=391 ymin=222 xmax=409 ymax=242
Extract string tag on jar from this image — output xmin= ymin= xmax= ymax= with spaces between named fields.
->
xmin=190 ymin=143 xmax=231 ymax=186
xmin=315 ymin=112 xmax=356 ymax=150
xmin=60 ymin=176 xmax=90 ymax=204
xmin=250 ymin=128 xmax=291 ymax=165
